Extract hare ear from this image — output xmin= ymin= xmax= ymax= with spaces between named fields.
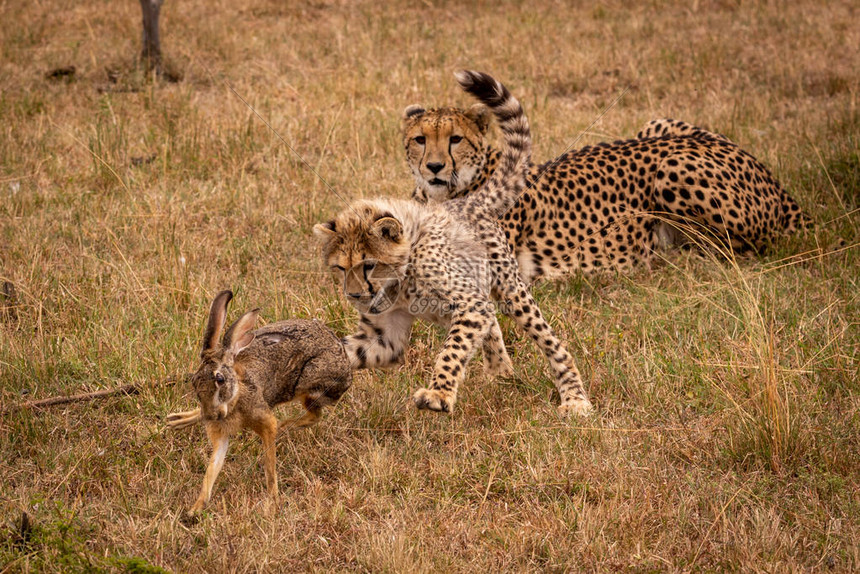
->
xmin=465 ymin=103 xmax=491 ymax=134
xmin=202 ymin=290 xmax=233 ymax=354
xmin=313 ymin=220 xmax=337 ymax=240
xmin=224 ymin=308 xmax=259 ymax=355
xmin=372 ymin=216 xmax=402 ymax=242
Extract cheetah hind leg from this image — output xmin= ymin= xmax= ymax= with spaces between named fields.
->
xmin=503 ymin=284 xmax=593 ymax=418
xmin=482 ymin=318 xmax=514 ymax=378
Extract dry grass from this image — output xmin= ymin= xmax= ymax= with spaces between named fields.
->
xmin=1 ymin=0 xmax=859 ymax=571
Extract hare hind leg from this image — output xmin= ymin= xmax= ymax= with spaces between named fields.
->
xmin=166 ymin=408 xmax=201 ymax=429
xmin=279 ymin=395 xmax=322 ymax=431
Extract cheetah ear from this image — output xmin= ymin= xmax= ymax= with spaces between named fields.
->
xmin=403 ymin=105 xmax=426 ymax=120
xmin=371 ymin=216 xmax=402 ymax=242
xmin=313 ymin=220 xmax=337 ymax=240
xmin=402 ymin=105 xmax=426 ymax=131
xmin=465 ymin=103 xmax=491 ymax=134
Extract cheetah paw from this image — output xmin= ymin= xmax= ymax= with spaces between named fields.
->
xmin=413 ymin=388 xmax=455 ymax=413
xmin=483 ymin=356 xmax=514 ymax=378
xmin=557 ymin=398 xmax=593 ymax=418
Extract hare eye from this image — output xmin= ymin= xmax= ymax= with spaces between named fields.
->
xmin=414 ymin=136 xmax=425 ymax=145
xmin=450 ymin=135 xmax=462 ymax=144
xmin=214 ymin=372 xmax=225 ymax=384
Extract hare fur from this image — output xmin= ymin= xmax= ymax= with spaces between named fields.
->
xmin=167 ymin=290 xmax=351 ymax=516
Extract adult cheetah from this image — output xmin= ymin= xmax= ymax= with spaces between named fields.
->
xmin=315 ymin=71 xmax=591 ymax=416
xmin=404 ymin=105 xmax=809 ymax=282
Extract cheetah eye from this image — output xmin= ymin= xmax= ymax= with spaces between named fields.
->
xmin=363 ymin=261 xmax=376 ymax=274
xmin=450 ymin=135 xmax=462 ymax=144
xmin=414 ymin=136 xmax=426 ymax=145
xmin=332 ymin=265 xmax=345 ymax=273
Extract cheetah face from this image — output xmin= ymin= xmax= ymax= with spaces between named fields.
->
xmin=402 ymin=104 xmax=491 ymax=202
xmin=314 ymin=202 xmax=410 ymax=315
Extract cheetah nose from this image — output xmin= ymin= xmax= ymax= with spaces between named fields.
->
xmin=426 ymin=162 xmax=444 ymax=174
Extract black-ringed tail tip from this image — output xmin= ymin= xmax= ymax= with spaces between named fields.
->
xmin=454 ymin=70 xmax=510 ymax=108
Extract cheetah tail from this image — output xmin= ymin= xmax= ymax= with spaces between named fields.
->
xmin=455 ymin=70 xmax=532 ymax=219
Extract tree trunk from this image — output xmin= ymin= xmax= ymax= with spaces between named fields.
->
xmin=140 ymin=0 xmax=164 ymax=73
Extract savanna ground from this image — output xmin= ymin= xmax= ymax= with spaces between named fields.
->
xmin=1 ymin=0 xmax=858 ymax=571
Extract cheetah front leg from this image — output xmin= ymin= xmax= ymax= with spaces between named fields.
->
xmin=342 ymin=309 xmax=413 ymax=370
xmin=482 ymin=317 xmax=514 ymax=378
xmin=413 ymin=302 xmax=494 ymax=414
xmin=501 ymin=282 xmax=592 ymax=417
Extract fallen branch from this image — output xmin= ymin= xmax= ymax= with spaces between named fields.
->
xmin=4 ymin=377 xmax=181 ymax=414
xmin=17 ymin=384 xmax=141 ymax=410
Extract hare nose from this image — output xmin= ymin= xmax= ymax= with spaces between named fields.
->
xmin=426 ymin=162 xmax=444 ymax=174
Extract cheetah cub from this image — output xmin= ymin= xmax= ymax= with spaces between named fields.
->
xmin=314 ymin=70 xmax=591 ymax=417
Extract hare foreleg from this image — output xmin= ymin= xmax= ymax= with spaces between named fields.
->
xmin=189 ymin=424 xmax=229 ymax=515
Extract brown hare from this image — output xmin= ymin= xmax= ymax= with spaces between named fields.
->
xmin=166 ymin=290 xmax=351 ymax=516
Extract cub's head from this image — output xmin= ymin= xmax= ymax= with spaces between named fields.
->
xmin=314 ymin=201 xmax=410 ymax=315
xmin=402 ymin=104 xmax=492 ymax=203
xmin=191 ymin=290 xmax=258 ymax=421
